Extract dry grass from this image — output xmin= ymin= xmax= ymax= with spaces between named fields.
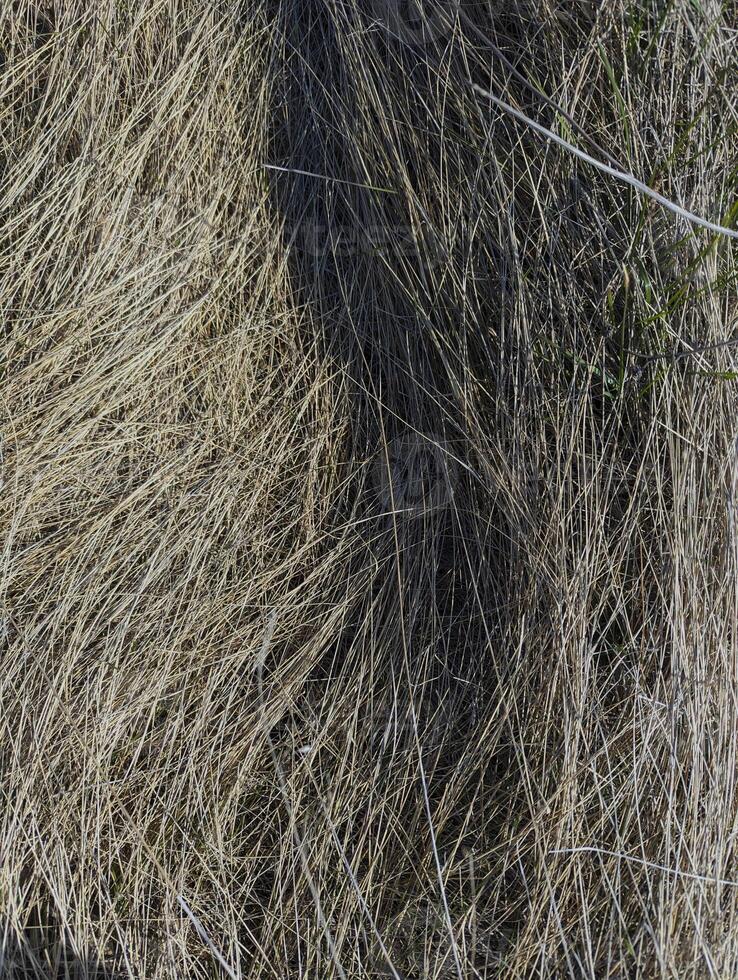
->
xmin=1 ymin=0 xmax=738 ymax=976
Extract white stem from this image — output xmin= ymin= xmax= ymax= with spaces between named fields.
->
xmin=473 ymin=84 xmax=738 ymax=240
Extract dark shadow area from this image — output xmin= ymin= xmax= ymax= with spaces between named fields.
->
xmin=262 ymin=0 xmax=500 ymax=742
xmin=257 ymin=1 xmax=524 ymax=968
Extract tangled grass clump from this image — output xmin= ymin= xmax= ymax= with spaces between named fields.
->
xmin=1 ymin=1 xmax=737 ymax=976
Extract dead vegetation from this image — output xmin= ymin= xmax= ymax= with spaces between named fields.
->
xmin=1 ymin=0 xmax=738 ymax=976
